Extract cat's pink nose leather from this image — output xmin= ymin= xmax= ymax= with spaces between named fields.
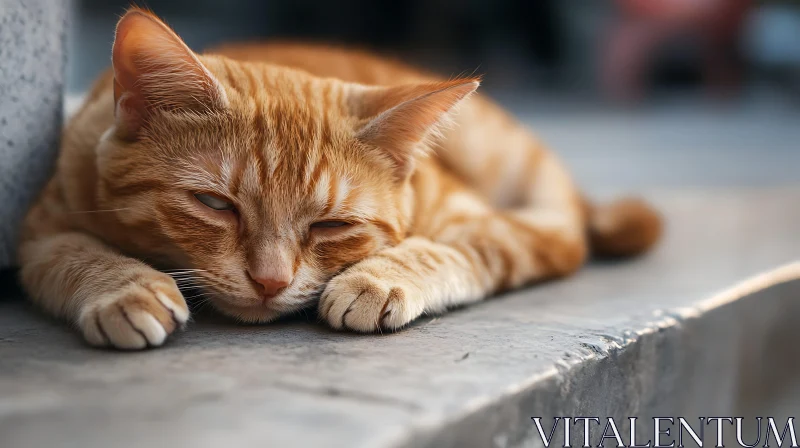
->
xmin=251 ymin=276 xmax=290 ymax=299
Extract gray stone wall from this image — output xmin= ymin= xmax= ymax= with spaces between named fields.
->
xmin=0 ymin=1 xmax=69 ymax=267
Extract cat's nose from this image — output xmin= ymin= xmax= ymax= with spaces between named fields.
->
xmin=250 ymin=275 xmax=290 ymax=299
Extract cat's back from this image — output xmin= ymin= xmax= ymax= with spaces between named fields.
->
xmin=208 ymin=42 xmax=433 ymax=86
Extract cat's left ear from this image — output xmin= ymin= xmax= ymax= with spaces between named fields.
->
xmin=111 ymin=8 xmax=228 ymax=139
xmin=350 ymin=78 xmax=480 ymax=179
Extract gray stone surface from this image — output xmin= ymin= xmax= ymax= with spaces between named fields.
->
xmin=0 ymin=188 xmax=798 ymax=448
xmin=516 ymin=105 xmax=800 ymax=192
xmin=0 ymin=1 xmax=68 ymax=267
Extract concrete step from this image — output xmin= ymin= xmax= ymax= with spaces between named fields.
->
xmin=1 ymin=188 xmax=798 ymax=448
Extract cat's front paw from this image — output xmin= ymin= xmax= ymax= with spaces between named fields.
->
xmin=78 ymin=274 xmax=189 ymax=350
xmin=320 ymin=268 xmax=424 ymax=333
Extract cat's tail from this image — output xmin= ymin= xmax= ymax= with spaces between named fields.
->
xmin=582 ymin=197 xmax=663 ymax=258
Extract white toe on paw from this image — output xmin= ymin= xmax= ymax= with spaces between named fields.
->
xmin=79 ymin=275 xmax=189 ymax=350
xmin=126 ymin=312 xmax=167 ymax=346
xmin=154 ymin=290 xmax=189 ymax=325
xmin=320 ymin=273 xmax=423 ymax=333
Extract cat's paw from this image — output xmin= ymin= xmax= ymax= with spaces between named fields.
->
xmin=78 ymin=274 xmax=189 ymax=350
xmin=320 ymin=269 xmax=424 ymax=333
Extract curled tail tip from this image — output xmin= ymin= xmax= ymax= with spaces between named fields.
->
xmin=587 ymin=197 xmax=663 ymax=258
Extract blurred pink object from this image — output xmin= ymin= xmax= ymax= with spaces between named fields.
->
xmin=602 ymin=0 xmax=752 ymax=102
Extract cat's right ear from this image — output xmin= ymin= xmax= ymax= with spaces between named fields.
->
xmin=111 ymin=8 xmax=228 ymax=139
xmin=348 ymin=79 xmax=479 ymax=180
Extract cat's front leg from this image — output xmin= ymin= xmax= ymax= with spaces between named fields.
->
xmin=319 ymin=237 xmax=487 ymax=332
xmin=320 ymin=201 xmax=590 ymax=332
xmin=19 ymin=232 xmax=189 ymax=349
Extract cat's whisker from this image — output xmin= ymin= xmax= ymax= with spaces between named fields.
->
xmin=168 ymin=273 xmax=209 ymax=282
xmin=172 ymin=277 xmax=204 ymax=285
xmin=193 ymin=298 xmax=211 ymax=308
xmin=184 ymin=292 xmax=216 ymax=300
xmin=166 ymin=272 xmax=208 ymax=278
xmin=189 ymin=295 xmax=218 ymax=314
xmin=67 ymin=208 xmax=132 ymax=214
xmin=174 ymin=281 xmax=201 ymax=287
xmin=172 ymin=275 xmax=205 ymax=282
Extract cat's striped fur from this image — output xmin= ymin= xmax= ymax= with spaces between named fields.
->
xmin=18 ymin=9 xmax=661 ymax=349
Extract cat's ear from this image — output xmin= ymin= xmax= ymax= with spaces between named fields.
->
xmin=350 ymin=78 xmax=479 ymax=179
xmin=111 ymin=8 xmax=228 ymax=139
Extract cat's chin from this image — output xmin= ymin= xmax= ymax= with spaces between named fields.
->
xmin=210 ymin=300 xmax=284 ymax=324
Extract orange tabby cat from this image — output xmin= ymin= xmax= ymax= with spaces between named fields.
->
xmin=18 ymin=9 xmax=661 ymax=349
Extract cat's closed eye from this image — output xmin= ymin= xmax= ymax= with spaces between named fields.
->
xmin=310 ymin=220 xmax=352 ymax=230
xmin=194 ymin=193 xmax=235 ymax=212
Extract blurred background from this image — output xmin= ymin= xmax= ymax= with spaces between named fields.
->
xmin=66 ymin=0 xmax=800 ymax=192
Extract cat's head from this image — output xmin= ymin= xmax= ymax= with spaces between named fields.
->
xmin=95 ymin=9 xmax=478 ymax=322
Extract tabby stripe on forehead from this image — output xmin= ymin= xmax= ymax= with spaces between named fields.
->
xmin=228 ymin=155 xmax=244 ymax=196
xmin=268 ymin=103 xmax=289 ymax=178
xmin=311 ymin=170 xmax=331 ymax=212
xmin=300 ymin=80 xmax=319 ymax=152
xmin=302 ymin=150 xmax=321 ymax=188
xmin=323 ymin=173 xmax=340 ymax=215
xmin=249 ymin=100 xmax=269 ymax=189
xmin=305 ymin=154 xmax=327 ymax=193
xmin=317 ymin=85 xmax=333 ymax=147
xmin=308 ymin=115 xmax=321 ymax=155
xmin=258 ymin=119 xmax=276 ymax=184
xmin=329 ymin=176 xmax=351 ymax=214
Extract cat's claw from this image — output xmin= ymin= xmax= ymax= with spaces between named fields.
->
xmin=78 ymin=275 xmax=189 ymax=350
xmin=320 ymin=271 xmax=424 ymax=333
